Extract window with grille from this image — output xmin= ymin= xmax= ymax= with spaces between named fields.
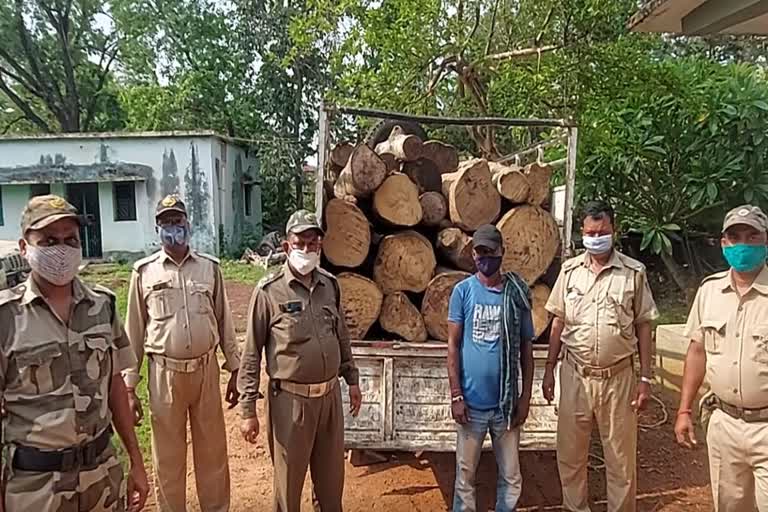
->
xmin=244 ymin=183 xmax=253 ymax=217
xmin=113 ymin=182 xmax=137 ymax=221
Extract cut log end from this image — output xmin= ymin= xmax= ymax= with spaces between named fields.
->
xmin=422 ymin=270 xmax=471 ymax=341
xmin=331 ymin=142 xmax=355 ymax=168
xmin=436 ymin=227 xmax=475 ymax=273
xmin=374 ymin=125 xmax=424 ymax=161
xmin=419 ymin=192 xmax=448 ymax=226
xmin=373 ymin=231 xmax=437 ymax=294
xmin=373 ymin=173 xmax=422 ymax=227
xmin=380 ymin=292 xmax=427 ymax=342
xmin=338 ymin=273 xmax=383 ymax=340
xmin=334 ymin=144 xmax=387 ymax=199
xmin=402 ymin=158 xmax=442 ymax=193
xmin=489 ymin=162 xmax=530 ymax=203
xmin=442 ymin=159 xmax=501 ymax=231
xmin=422 ymin=140 xmax=459 ymax=174
xmin=324 ymin=199 xmax=370 ymax=268
xmin=497 ymin=205 xmax=560 ymax=284
xmin=524 ymin=162 xmax=553 ymax=206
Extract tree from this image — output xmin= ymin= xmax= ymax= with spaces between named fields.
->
xmin=0 ymin=0 xmax=125 ymax=132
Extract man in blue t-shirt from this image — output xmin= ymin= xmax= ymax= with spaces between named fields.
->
xmin=447 ymin=224 xmax=535 ymax=512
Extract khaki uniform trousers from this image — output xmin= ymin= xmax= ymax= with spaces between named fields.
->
xmin=557 ymin=358 xmax=637 ymax=512
xmin=707 ymin=408 xmax=768 ymax=511
xmin=148 ymin=352 xmax=230 ymax=512
xmin=266 ymin=380 xmax=345 ymax=512
xmin=4 ymin=445 xmax=124 ymax=511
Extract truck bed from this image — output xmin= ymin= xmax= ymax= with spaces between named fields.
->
xmin=340 ymin=340 xmax=560 ymax=452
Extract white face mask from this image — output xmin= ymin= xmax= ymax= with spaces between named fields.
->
xmin=582 ymin=234 xmax=613 ymax=255
xmin=26 ymin=244 xmax=82 ymax=286
xmin=288 ymin=249 xmax=320 ymax=275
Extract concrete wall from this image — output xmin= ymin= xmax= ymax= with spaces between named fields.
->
xmin=0 ymin=135 xmax=261 ymax=258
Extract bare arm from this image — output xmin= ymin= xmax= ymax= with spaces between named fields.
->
xmin=447 ymin=322 xmax=463 ymax=397
xmin=546 ymin=316 xmax=565 ymax=366
xmin=335 ymin=292 xmax=359 ymax=386
xmin=520 ymin=339 xmax=534 ymax=398
xmin=679 ymin=341 xmax=707 ymax=412
xmin=238 ymin=289 xmax=270 ymax=419
xmin=636 ymin=322 xmax=653 ymax=378
xmin=213 ymin=265 xmax=240 ymax=372
xmin=109 ymin=375 xmax=143 ymax=467
xmin=122 ymin=270 xmax=147 ymax=389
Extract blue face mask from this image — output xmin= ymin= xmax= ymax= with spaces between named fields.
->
xmin=722 ymin=244 xmax=767 ymax=272
xmin=159 ymin=224 xmax=189 ymax=248
xmin=475 ymin=255 xmax=503 ymax=277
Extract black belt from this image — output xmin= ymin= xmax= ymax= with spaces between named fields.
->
xmin=12 ymin=426 xmax=113 ymax=472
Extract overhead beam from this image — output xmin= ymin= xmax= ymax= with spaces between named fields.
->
xmin=682 ymin=0 xmax=768 ymax=34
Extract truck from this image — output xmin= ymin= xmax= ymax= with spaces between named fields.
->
xmin=315 ymin=105 xmax=579 ymax=452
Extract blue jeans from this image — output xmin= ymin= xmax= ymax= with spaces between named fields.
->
xmin=452 ymin=407 xmax=522 ymax=512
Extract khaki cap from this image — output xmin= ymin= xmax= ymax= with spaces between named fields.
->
xmin=723 ymin=204 xmax=768 ymax=233
xmin=286 ymin=210 xmax=324 ymax=235
xmin=20 ymin=194 xmax=82 ymax=233
xmin=155 ymin=194 xmax=187 ymax=219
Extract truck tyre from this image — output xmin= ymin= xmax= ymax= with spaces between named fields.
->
xmin=365 ymin=120 xmax=427 ymax=149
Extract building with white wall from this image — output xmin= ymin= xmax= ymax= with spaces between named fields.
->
xmin=0 ymin=131 xmax=262 ymax=259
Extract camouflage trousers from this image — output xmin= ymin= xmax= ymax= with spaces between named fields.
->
xmin=3 ymin=445 xmax=125 ymax=512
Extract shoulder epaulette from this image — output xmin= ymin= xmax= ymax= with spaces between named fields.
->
xmin=701 ymin=270 xmax=729 ymax=285
xmin=317 ymin=267 xmax=337 ymax=282
xmin=562 ymin=254 xmax=584 ymax=272
xmin=91 ymin=284 xmax=117 ymax=298
xmin=257 ymin=270 xmax=283 ymax=290
xmin=616 ymin=252 xmax=646 ymax=272
xmin=132 ymin=251 xmax=161 ymax=272
xmin=0 ymin=284 xmax=25 ymax=307
xmin=196 ymin=252 xmax=221 ymax=265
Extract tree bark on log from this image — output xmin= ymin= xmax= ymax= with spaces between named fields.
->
xmin=422 ymin=140 xmax=459 ymax=174
xmin=337 ymin=273 xmax=383 ymax=339
xmin=324 ymin=198 xmax=371 ymax=268
xmin=422 ymin=270 xmax=470 ymax=341
xmin=334 ymin=144 xmax=387 ymax=200
xmin=489 ymin=162 xmax=530 ymax=203
xmin=530 ymin=283 xmax=552 ymax=338
xmin=372 ymin=173 xmax=423 ymax=227
xmin=497 ymin=204 xmax=560 ymax=284
xmin=374 ymin=125 xmax=423 ymax=161
xmin=373 ymin=231 xmax=436 ymax=294
xmin=442 ymin=159 xmax=500 ymax=231
xmin=436 ymin=227 xmax=475 ymax=272
xmin=419 ymin=192 xmax=448 ymax=226
xmin=402 ymin=158 xmax=442 ymax=193
xmin=380 ymin=292 xmax=427 ymax=341
xmin=524 ymin=162 xmax=553 ymax=206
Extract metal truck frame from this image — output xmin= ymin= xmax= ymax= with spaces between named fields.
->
xmin=316 ymin=104 xmax=578 ymax=452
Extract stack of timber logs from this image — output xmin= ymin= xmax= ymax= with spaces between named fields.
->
xmin=324 ymin=126 xmax=558 ymax=342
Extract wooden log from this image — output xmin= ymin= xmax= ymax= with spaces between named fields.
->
xmin=497 ymin=205 xmax=560 ymax=284
xmin=441 ymin=159 xmax=500 ymax=231
xmin=331 ymin=142 xmax=355 ymax=168
xmin=379 ymin=153 xmax=399 ymax=173
xmin=419 ymin=192 xmax=448 ymax=226
xmin=324 ymin=198 xmax=371 ymax=268
xmin=402 ymin=158 xmax=441 ymax=193
xmin=488 ymin=162 xmax=530 ymax=203
xmin=422 ymin=140 xmax=459 ymax=174
xmin=372 ymin=173 xmax=422 ymax=227
xmin=338 ymin=273 xmax=383 ymax=339
xmin=380 ymin=292 xmax=427 ymax=342
xmin=334 ymin=144 xmax=387 ymax=200
xmin=436 ymin=227 xmax=475 ymax=273
xmin=524 ymin=162 xmax=553 ymax=206
xmin=374 ymin=125 xmax=423 ymax=161
xmin=422 ymin=270 xmax=470 ymax=341
xmin=531 ymin=283 xmax=552 ymax=339
xmin=373 ymin=231 xmax=436 ymax=294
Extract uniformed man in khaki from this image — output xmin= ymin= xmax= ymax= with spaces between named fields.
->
xmin=0 ymin=195 xmax=149 ymax=511
xmin=239 ymin=210 xmax=362 ymax=512
xmin=675 ymin=205 xmax=768 ymax=512
xmin=542 ymin=201 xmax=658 ymax=512
xmin=123 ymin=195 xmax=240 ymax=512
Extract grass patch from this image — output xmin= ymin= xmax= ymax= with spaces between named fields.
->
xmin=220 ymin=259 xmax=268 ymax=284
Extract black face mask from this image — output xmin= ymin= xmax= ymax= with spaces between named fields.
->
xmin=475 ymin=255 xmax=502 ymax=276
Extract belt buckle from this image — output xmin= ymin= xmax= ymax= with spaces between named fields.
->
xmin=308 ymin=383 xmax=324 ymax=398
xmin=581 ymin=366 xmax=592 ymax=377
xmin=60 ymin=446 xmax=83 ymax=472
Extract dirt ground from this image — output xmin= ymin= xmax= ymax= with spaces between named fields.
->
xmin=166 ymin=281 xmax=713 ymax=511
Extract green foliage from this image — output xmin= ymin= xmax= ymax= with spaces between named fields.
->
xmin=220 ymin=260 xmax=267 ymax=285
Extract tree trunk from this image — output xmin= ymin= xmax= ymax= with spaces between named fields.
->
xmin=442 ymin=158 xmax=500 ymax=231
xmin=421 ymin=140 xmax=459 ymax=174
xmin=373 ymin=231 xmax=436 ymax=294
xmin=324 ymin=198 xmax=371 ymax=268
xmin=372 ymin=173 xmax=423 ymax=227
xmin=334 ymin=144 xmax=387 ymax=201
xmin=497 ymin=204 xmax=560 ymax=284
xmin=436 ymin=227 xmax=475 ymax=272
xmin=488 ymin=162 xmax=530 ymax=203
xmin=379 ymin=292 xmax=427 ymax=342
xmin=422 ymin=270 xmax=470 ymax=341
xmin=375 ymin=125 xmax=424 ymax=161
xmin=524 ymin=162 xmax=553 ymax=206
xmin=419 ymin=192 xmax=448 ymax=226
xmin=338 ymin=273 xmax=383 ymax=339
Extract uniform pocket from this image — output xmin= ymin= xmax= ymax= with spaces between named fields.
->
xmin=751 ymin=325 xmax=768 ymax=364
xmin=190 ymin=282 xmax=214 ymax=315
xmin=320 ymin=305 xmax=340 ymax=339
xmin=145 ymin=283 xmax=177 ymax=320
xmin=83 ymin=334 xmax=113 ymax=380
xmin=14 ymin=342 xmax=63 ymax=395
xmin=273 ymin=310 xmax=311 ymax=343
xmin=701 ymin=319 xmax=726 ymax=354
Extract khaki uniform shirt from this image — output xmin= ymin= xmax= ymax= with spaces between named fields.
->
xmin=684 ymin=266 xmax=768 ymax=409
xmin=123 ymin=249 xmax=239 ymax=388
xmin=238 ymin=264 xmax=359 ymax=418
xmin=546 ymin=251 xmax=659 ymax=368
xmin=0 ymin=277 xmax=136 ymax=450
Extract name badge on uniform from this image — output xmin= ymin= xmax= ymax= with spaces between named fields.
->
xmin=280 ymin=301 xmax=303 ymax=314
xmin=151 ymin=281 xmax=171 ymax=291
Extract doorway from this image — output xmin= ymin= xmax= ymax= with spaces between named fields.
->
xmin=66 ymin=183 xmax=102 ymax=259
